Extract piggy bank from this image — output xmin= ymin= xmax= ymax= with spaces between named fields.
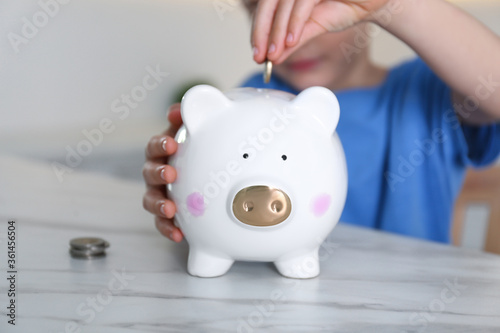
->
xmin=168 ymin=85 xmax=347 ymax=278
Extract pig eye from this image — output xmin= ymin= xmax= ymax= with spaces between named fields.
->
xmin=243 ymin=153 xmax=249 ymax=159
xmin=281 ymin=155 xmax=287 ymax=161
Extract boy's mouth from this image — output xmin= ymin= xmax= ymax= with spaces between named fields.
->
xmin=286 ymin=58 xmax=322 ymax=72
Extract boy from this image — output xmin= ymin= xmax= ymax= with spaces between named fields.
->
xmin=142 ymin=0 xmax=500 ymax=244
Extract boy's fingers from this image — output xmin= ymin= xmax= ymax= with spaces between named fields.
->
xmin=167 ymin=103 xmax=183 ymax=128
xmin=286 ymin=0 xmax=317 ymax=47
xmin=143 ymin=188 xmax=176 ymax=218
xmin=166 ymin=125 xmax=180 ymax=138
xmin=267 ymin=0 xmax=295 ymax=62
xmin=142 ymin=162 xmax=177 ymax=186
xmin=252 ymin=0 xmax=280 ymax=63
xmin=274 ymin=19 xmax=326 ymax=64
xmin=155 ymin=216 xmax=184 ymax=242
xmin=166 ymin=103 xmax=183 ymax=138
xmin=145 ymin=135 xmax=178 ymax=160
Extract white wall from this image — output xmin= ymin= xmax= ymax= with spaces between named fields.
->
xmin=1 ymin=0 xmax=499 ymax=166
xmin=0 ymin=0 xmax=259 ymax=159
xmin=370 ymin=0 xmax=500 ymax=67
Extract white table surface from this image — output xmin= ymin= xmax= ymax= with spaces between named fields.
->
xmin=1 ymin=155 xmax=500 ymax=333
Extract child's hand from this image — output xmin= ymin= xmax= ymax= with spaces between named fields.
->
xmin=142 ymin=103 xmax=184 ymax=242
xmin=250 ymin=0 xmax=389 ymax=64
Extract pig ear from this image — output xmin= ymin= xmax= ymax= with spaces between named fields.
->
xmin=291 ymin=86 xmax=340 ymax=135
xmin=181 ymin=85 xmax=232 ymax=134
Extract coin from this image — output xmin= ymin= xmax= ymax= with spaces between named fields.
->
xmin=69 ymin=249 xmax=106 ymax=259
xmin=263 ymin=59 xmax=272 ymax=84
xmin=69 ymin=237 xmax=109 ymax=259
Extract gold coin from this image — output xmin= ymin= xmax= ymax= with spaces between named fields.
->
xmin=263 ymin=59 xmax=273 ymax=84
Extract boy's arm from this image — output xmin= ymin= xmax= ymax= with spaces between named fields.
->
xmin=378 ymin=0 xmax=500 ymax=125
xmin=251 ymin=0 xmax=500 ymax=125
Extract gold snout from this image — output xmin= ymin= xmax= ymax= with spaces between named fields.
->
xmin=232 ymin=186 xmax=291 ymax=227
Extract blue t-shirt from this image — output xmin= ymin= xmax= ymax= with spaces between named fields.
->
xmin=241 ymin=58 xmax=500 ymax=243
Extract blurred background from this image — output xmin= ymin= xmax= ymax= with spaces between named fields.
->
xmin=0 ymin=0 xmax=499 ymax=250
xmin=1 ymin=0 xmax=500 ymax=177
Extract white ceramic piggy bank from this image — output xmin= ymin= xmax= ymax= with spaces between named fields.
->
xmin=168 ymin=85 xmax=347 ymax=278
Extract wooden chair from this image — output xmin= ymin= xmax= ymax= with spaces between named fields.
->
xmin=452 ymin=166 xmax=500 ymax=254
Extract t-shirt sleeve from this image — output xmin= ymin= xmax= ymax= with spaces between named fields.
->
xmin=460 ymin=122 xmax=500 ymax=167
xmin=412 ymin=58 xmax=500 ymax=168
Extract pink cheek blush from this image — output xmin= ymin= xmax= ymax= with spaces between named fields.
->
xmin=311 ymin=194 xmax=331 ymax=217
xmin=186 ymin=192 xmax=205 ymax=217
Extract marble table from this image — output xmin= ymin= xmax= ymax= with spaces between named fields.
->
xmin=1 ymin=155 xmax=500 ymax=333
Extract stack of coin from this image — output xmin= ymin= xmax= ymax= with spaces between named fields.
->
xmin=69 ymin=237 xmax=110 ymax=259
